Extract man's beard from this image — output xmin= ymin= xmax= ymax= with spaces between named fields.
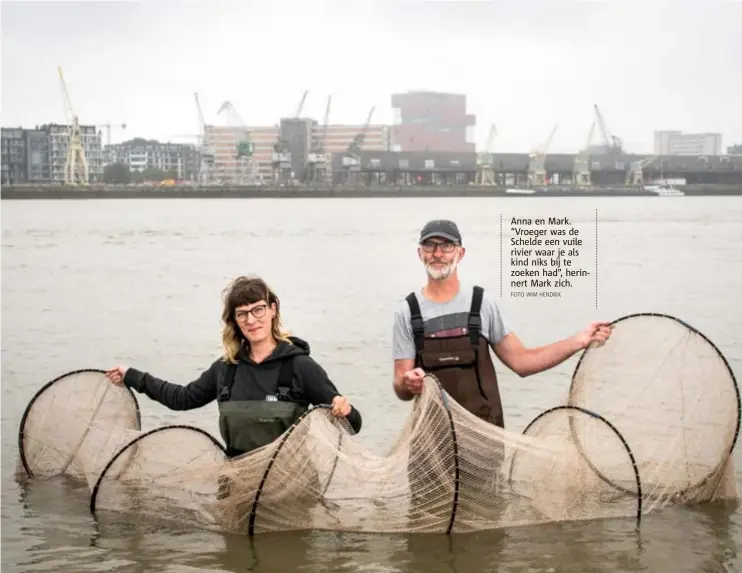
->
xmin=426 ymin=256 xmax=459 ymax=280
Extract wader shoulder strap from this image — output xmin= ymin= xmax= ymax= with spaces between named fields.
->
xmin=218 ymin=361 xmax=239 ymax=402
xmin=275 ymin=358 xmax=295 ymax=401
xmin=218 ymin=358 xmax=296 ymax=402
xmin=469 ymin=286 xmax=484 ymax=347
xmin=405 ymin=292 xmax=425 ymax=357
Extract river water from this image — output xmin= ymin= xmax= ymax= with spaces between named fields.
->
xmin=2 ymin=196 xmax=741 ymax=572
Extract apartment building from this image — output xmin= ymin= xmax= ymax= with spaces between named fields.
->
xmin=46 ymin=123 xmax=104 ymax=183
xmin=106 ymin=138 xmax=199 ymax=180
xmin=1 ymin=128 xmax=28 ymax=184
xmin=654 ymin=130 xmax=723 ymax=156
xmin=2 ymin=125 xmax=99 ymax=184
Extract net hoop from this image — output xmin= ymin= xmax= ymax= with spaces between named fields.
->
xmin=510 ymin=405 xmax=644 ymax=526
xmin=247 ymin=404 xmax=355 ymax=536
xmin=89 ymin=424 xmax=226 ymax=514
xmin=18 ymin=368 xmax=141 ymax=478
xmin=568 ymin=312 xmax=742 ymax=499
xmin=425 ymin=374 xmax=461 ymax=534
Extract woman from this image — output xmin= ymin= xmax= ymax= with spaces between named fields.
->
xmin=106 ymin=275 xmax=362 ymax=458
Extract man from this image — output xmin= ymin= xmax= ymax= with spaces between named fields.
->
xmin=392 ymin=218 xmax=613 ymax=428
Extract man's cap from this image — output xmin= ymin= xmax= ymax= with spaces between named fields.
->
xmin=419 ymin=219 xmax=462 ymax=244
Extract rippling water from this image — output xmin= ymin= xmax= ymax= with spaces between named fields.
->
xmin=2 ymin=196 xmax=741 ymax=572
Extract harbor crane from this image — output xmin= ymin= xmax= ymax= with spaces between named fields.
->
xmin=341 ymin=106 xmax=375 ymax=185
xmin=527 ymin=123 xmax=558 ymax=187
xmin=626 ymin=155 xmax=658 ymax=185
xmin=591 ymin=104 xmax=622 ymax=154
xmin=217 ymin=100 xmax=258 ymax=185
xmin=58 ymin=66 xmax=89 ymax=185
xmin=272 ymin=91 xmax=308 ymax=184
xmin=475 ymin=124 xmax=497 ymax=186
xmin=306 ymin=95 xmax=332 ymax=184
xmin=573 ymin=121 xmax=596 ymax=186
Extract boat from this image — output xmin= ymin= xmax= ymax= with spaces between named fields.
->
xmin=644 ymin=184 xmax=685 ymax=197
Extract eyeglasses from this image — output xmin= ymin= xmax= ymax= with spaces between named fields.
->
xmin=420 ymin=240 xmax=458 ymax=253
xmin=235 ymin=304 xmax=267 ymax=322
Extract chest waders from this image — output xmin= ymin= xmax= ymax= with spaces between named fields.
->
xmin=217 ymin=358 xmax=307 ymax=459
xmin=407 ymin=285 xmax=505 ymax=428
xmin=405 ymin=286 xmax=506 ymax=532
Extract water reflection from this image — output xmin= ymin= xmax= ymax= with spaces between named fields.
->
xmin=7 ymin=473 xmax=742 ymax=573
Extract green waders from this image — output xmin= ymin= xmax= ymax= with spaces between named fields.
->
xmin=217 ymin=358 xmax=307 ymax=458
xmin=216 ymin=358 xmax=308 ymax=505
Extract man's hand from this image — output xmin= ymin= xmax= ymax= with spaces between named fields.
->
xmin=331 ymin=395 xmax=351 ymax=417
xmin=105 ymin=366 xmax=129 ymax=386
xmin=575 ymin=321 xmax=613 ymax=349
xmin=401 ymin=367 xmax=426 ymax=395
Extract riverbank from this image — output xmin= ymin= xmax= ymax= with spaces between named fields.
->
xmin=2 ymin=183 xmax=741 ymax=199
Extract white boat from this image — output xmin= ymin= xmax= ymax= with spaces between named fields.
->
xmin=506 ymin=188 xmax=536 ymax=195
xmin=644 ymin=185 xmax=685 ymax=197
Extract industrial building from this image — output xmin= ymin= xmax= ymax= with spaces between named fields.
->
xmin=654 ymin=130 xmax=723 ymax=156
xmin=202 ymin=122 xmax=390 ymax=184
xmin=1 ymin=124 xmax=102 ymax=184
xmin=338 ymin=150 xmax=742 ymax=187
xmin=390 ymin=91 xmax=476 ymax=153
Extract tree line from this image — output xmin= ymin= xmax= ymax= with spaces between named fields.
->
xmin=103 ymin=163 xmax=180 ymax=184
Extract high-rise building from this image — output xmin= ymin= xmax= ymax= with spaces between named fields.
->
xmin=654 ymin=130 xmax=722 ymax=156
xmin=390 ymin=91 xmax=476 ymax=153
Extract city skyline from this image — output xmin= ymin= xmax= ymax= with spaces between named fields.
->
xmin=2 ymin=1 xmax=740 ymax=155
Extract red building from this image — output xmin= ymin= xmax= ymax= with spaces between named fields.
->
xmin=390 ymin=91 xmax=476 ymax=153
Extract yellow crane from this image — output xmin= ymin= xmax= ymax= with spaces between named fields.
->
xmin=58 ymin=66 xmax=89 ymax=185
xmin=475 ymin=124 xmax=498 ymax=186
xmin=527 ymin=124 xmax=558 ymax=187
xmin=573 ymin=122 xmax=595 ymax=186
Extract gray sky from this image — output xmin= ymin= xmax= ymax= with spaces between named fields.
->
xmin=2 ymin=0 xmax=740 ymax=153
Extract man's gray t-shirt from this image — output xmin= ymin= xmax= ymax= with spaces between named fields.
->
xmin=392 ymin=284 xmax=510 ymax=360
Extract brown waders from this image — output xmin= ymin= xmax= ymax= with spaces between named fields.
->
xmin=405 ymin=286 xmax=506 ymax=529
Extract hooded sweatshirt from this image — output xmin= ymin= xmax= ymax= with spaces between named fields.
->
xmin=122 ymin=336 xmax=362 ymax=434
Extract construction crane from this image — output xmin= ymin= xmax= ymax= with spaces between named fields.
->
xmin=626 ymin=155 xmax=658 ymax=185
xmin=58 ymin=66 xmax=89 ymax=185
xmin=306 ymin=95 xmax=332 ymax=184
xmin=99 ymin=123 xmax=127 ymax=147
xmin=217 ymin=101 xmax=257 ymax=185
xmin=475 ymin=124 xmax=497 ymax=186
xmin=573 ymin=122 xmax=595 ymax=186
xmin=527 ymin=124 xmax=558 ymax=187
xmin=272 ymin=91 xmax=309 ymax=185
xmin=341 ymin=106 xmax=375 ymax=185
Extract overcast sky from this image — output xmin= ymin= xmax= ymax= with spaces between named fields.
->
xmin=2 ymin=0 xmax=740 ymax=153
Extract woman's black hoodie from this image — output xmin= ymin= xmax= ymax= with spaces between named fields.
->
xmin=122 ymin=336 xmax=362 ymax=433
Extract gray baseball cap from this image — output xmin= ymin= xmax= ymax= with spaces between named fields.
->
xmin=419 ymin=219 xmax=462 ymax=244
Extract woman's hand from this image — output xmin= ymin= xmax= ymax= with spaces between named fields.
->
xmin=105 ymin=366 xmax=129 ymax=386
xmin=331 ymin=395 xmax=351 ymax=417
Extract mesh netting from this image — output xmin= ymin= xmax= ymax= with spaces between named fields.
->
xmin=15 ymin=314 xmax=741 ymax=535
xmin=18 ymin=369 xmax=142 ymax=484
xmin=567 ymin=313 xmax=741 ymax=511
